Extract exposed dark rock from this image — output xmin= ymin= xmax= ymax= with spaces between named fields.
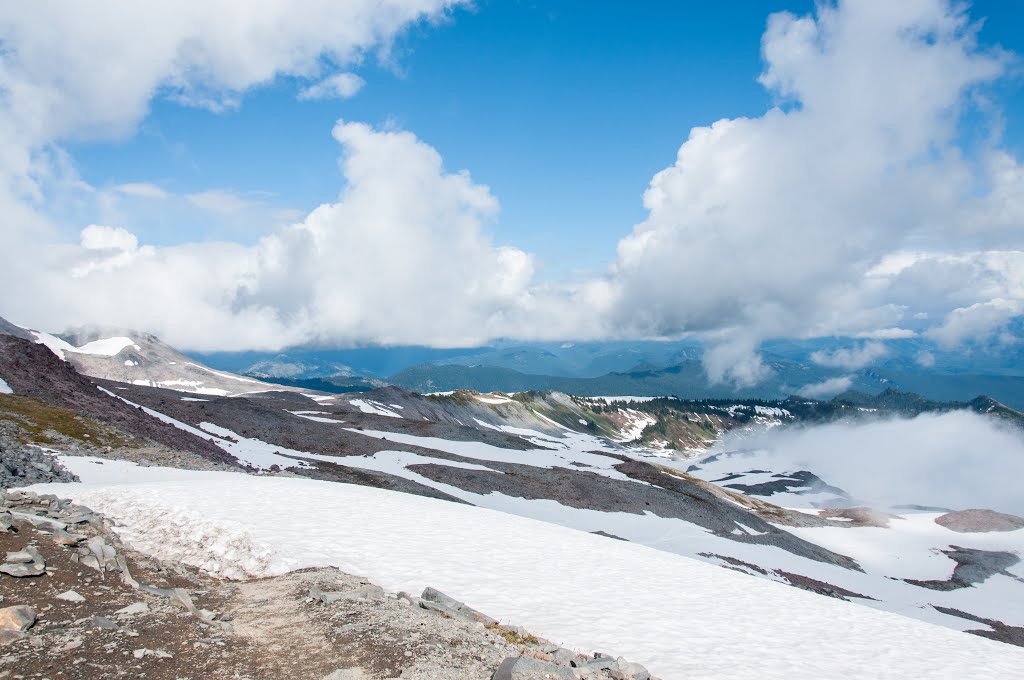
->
xmin=0 ymin=336 xmax=235 ymax=465
xmin=723 ymin=470 xmax=849 ymax=500
xmin=933 ymin=606 xmax=1024 ymax=648
xmin=906 ymin=546 xmax=1022 ymax=591
xmin=0 ymin=424 xmax=79 ymax=488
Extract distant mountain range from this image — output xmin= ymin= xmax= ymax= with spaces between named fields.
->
xmin=221 ymin=344 xmax=1024 ymax=410
xmin=9 ymin=316 xmax=1024 ymax=409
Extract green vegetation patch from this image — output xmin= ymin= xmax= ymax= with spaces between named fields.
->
xmin=485 ymin=623 xmax=539 ymax=646
xmin=0 ymin=394 xmax=132 ymax=448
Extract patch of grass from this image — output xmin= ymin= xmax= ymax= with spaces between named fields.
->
xmin=0 ymin=394 xmax=132 ymax=448
xmin=485 ymin=623 xmax=539 ymax=646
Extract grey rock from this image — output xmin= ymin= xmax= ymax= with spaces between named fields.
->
xmin=0 ymin=605 xmax=36 ymax=632
xmin=551 ymin=648 xmax=578 ymax=667
xmin=0 ymin=435 xmax=78 ymax=488
xmin=90 ymin=615 xmax=118 ymax=630
xmin=170 ymin=588 xmax=199 ymax=614
xmin=56 ymin=590 xmax=86 ymax=603
xmin=116 ymin=555 xmax=140 ymax=589
xmin=0 ymin=560 xmax=45 ymax=577
xmin=421 ymin=586 xmax=497 ymax=625
xmin=115 ymin=602 xmax=150 ymax=616
xmin=7 ymin=511 xmax=65 ymax=530
xmin=4 ymin=550 xmax=33 ymax=563
xmin=572 ymin=669 xmax=607 ymax=680
xmin=586 ymin=657 xmax=616 ymax=671
xmin=311 ymin=582 xmax=385 ymax=603
xmin=615 ymin=658 xmax=651 ymax=680
xmin=0 ymin=629 xmax=25 ymax=647
xmin=492 ymin=656 xmax=576 ymax=680
xmin=133 ymin=647 xmax=173 ymax=659
xmin=52 ymin=528 xmax=86 ymax=546
xmin=346 ymin=584 xmax=384 ymax=600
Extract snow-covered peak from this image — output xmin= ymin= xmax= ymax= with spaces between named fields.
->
xmin=31 ymin=330 xmax=139 ymax=360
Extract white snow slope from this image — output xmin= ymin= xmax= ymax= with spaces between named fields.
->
xmin=30 ymin=459 xmax=1024 ymax=680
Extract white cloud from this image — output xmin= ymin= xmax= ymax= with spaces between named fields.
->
xmin=599 ymin=0 xmax=1023 ymax=382
xmin=0 ymin=1 xmax=465 ymax=146
xmin=810 ymin=341 xmax=889 ymax=370
xmin=27 ymin=121 xmax=562 ymax=351
xmin=71 ymin=224 xmax=154 ymax=278
xmin=79 ymin=224 xmax=138 ymax=252
xmin=796 ymin=376 xmax=854 ymax=399
xmin=718 ymin=411 xmax=1024 ymax=514
xmin=186 ymin=189 xmax=260 ymax=216
xmin=926 ymin=298 xmax=1024 ymax=347
xmin=3 ymin=0 xmax=1024 ymax=368
xmin=855 ymin=328 xmax=916 ymax=340
xmin=113 ymin=182 xmax=169 ymax=200
xmin=298 ymin=72 xmax=366 ymax=101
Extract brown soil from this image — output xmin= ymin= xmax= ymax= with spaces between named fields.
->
xmin=934 ymin=509 xmax=1024 ymax=533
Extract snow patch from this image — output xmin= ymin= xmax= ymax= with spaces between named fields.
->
xmin=31 ymin=331 xmax=76 ymax=359
xmin=349 ymin=399 xmax=403 ymax=418
xmin=27 ymin=468 xmax=1024 ymax=680
xmin=74 ymin=336 xmax=137 ymax=356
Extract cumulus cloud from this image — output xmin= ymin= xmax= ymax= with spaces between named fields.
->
xmin=599 ymin=0 xmax=1024 ymax=382
xmin=810 ymin=341 xmax=889 ymax=370
xmin=0 ymin=1 xmax=464 ymax=145
xmin=715 ymin=411 xmax=1024 ymax=515
xmin=28 ymin=121 xmax=566 ymax=351
xmin=796 ymin=376 xmax=854 ymax=398
xmin=926 ymin=298 xmax=1024 ymax=347
xmin=70 ymin=225 xmax=154 ymax=278
xmin=3 ymin=0 xmax=1024 ymax=371
xmin=298 ymin=73 xmax=366 ymax=101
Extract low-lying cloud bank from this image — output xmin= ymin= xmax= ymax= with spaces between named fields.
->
xmin=1 ymin=1 xmax=1023 ymax=382
xmin=714 ymin=410 xmax=1024 ymax=515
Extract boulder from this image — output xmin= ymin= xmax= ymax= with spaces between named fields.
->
xmin=52 ymin=528 xmax=86 ymax=546
xmin=0 ymin=605 xmax=36 ymax=632
xmin=614 ymin=658 xmax=651 ymax=680
xmin=421 ymin=586 xmax=497 ymax=625
xmin=492 ymin=656 xmax=576 ymax=680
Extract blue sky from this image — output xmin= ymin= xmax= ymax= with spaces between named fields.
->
xmin=64 ymin=0 xmax=1024 ymax=283
xmin=4 ymin=0 xmax=1024 ymax=380
xmin=66 ymin=2 xmax=807 ymax=279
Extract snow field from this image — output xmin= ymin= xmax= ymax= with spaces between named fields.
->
xmin=29 ymin=460 xmax=1024 ymax=680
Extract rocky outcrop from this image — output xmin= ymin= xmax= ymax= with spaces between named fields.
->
xmin=0 ymin=425 xmax=79 ymax=488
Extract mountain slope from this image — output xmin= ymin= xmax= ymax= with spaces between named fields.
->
xmin=30 ymin=461 xmax=1024 ymax=680
xmin=0 ymin=317 xmax=309 ymax=398
xmin=0 ymin=335 xmax=236 ymax=465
